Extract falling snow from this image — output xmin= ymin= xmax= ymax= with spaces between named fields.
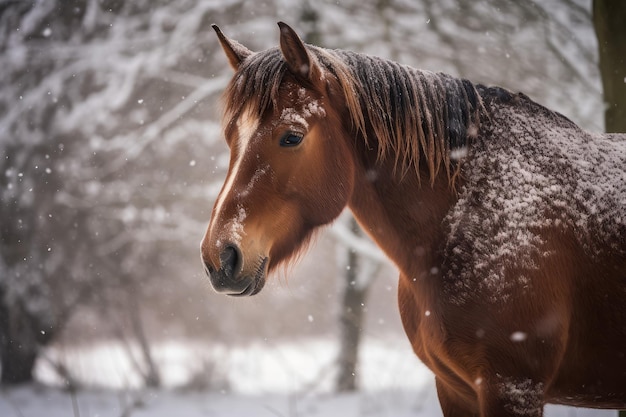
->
xmin=510 ymin=331 xmax=528 ymax=342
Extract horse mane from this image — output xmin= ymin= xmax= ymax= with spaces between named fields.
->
xmin=223 ymin=45 xmax=485 ymax=185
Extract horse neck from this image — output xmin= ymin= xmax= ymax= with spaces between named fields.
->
xmin=347 ymin=155 xmax=458 ymax=279
xmin=333 ymin=52 xmax=476 ymax=277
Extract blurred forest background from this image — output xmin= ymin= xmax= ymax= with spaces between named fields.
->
xmin=0 ymin=0 xmax=621 ymax=401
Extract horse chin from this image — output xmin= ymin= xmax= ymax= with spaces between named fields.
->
xmin=227 ymin=257 xmax=268 ymax=297
xmin=227 ymin=277 xmax=264 ymax=297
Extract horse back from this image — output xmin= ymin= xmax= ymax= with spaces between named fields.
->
xmin=438 ymin=88 xmax=626 ymax=405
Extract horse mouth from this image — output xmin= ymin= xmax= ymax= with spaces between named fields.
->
xmin=228 ymin=257 xmax=268 ymax=297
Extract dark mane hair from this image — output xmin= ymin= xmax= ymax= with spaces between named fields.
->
xmin=223 ymin=45 xmax=485 ymax=184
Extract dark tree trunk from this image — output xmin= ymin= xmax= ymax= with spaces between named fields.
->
xmin=594 ymin=2 xmax=626 ymax=415
xmin=1 ymin=344 xmax=37 ymax=385
xmin=128 ymin=292 xmax=161 ymax=388
xmin=335 ymin=218 xmax=370 ymax=392
xmin=0 ymin=291 xmax=51 ymax=385
xmin=593 ymin=0 xmax=626 ymax=133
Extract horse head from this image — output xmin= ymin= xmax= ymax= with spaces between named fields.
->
xmin=201 ymin=23 xmax=356 ymax=296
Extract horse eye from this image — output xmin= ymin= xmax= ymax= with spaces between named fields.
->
xmin=279 ymin=132 xmax=304 ymax=147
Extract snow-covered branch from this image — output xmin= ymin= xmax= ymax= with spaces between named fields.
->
xmin=329 ymin=214 xmax=388 ymax=264
xmin=99 ymin=74 xmax=230 ymax=176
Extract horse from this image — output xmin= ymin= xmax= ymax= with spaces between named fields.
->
xmin=200 ymin=22 xmax=626 ymax=417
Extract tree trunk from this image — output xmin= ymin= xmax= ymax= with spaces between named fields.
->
xmin=335 ymin=217 xmax=370 ymax=392
xmin=0 ymin=292 xmax=50 ymax=384
xmin=128 ymin=295 xmax=161 ymax=388
xmin=0 ymin=343 xmax=37 ymax=384
xmin=594 ymin=3 xmax=626 ymax=415
xmin=593 ymin=0 xmax=626 ymax=133
xmin=111 ymin=283 xmax=161 ymax=389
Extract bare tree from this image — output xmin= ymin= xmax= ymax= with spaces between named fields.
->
xmin=333 ymin=217 xmax=384 ymax=392
xmin=0 ymin=0 xmax=231 ymax=384
xmin=593 ymin=0 xmax=626 ymax=133
xmin=0 ymin=0 xmax=106 ymax=383
xmin=594 ymin=4 xmax=626 ymax=416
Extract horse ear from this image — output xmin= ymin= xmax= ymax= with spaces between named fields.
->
xmin=212 ymin=24 xmax=253 ymax=70
xmin=278 ymin=22 xmax=314 ymax=79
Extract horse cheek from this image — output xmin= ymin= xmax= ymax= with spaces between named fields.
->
xmin=319 ymin=149 xmax=354 ymax=222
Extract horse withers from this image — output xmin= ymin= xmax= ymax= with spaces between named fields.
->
xmin=201 ymin=22 xmax=626 ymax=417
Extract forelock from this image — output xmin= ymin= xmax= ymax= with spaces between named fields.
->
xmin=223 ymin=47 xmax=287 ymax=124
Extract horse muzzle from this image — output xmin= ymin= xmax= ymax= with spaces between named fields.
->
xmin=203 ymin=245 xmax=267 ymax=296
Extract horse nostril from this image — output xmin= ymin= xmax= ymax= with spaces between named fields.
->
xmin=203 ymin=260 xmax=215 ymax=276
xmin=220 ymin=245 xmax=240 ymax=277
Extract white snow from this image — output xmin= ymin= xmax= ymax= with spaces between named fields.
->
xmin=34 ymin=338 xmax=431 ymax=393
xmin=510 ymin=331 xmax=528 ymax=342
xmin=445 ymin=95 xmax=626 ymax=305
xmin=280 ymin=91 xmax=327 ymax=131
xmin=450 ymin=146 xmax=468 ymax=160
xmin=329 ymin=213 xmax=387 ymax=264
xmin=281 ymin=107 xmax=309 ymax=129
xmin=238 ymin=164 xmax=268 ymax=198
xmin=0 ymin=385 xmax=441 ymax=417
xmin=0 ymin=338 xmax=614 ymax=417
xmin=229 ymin=205 xmax=247 ymax=244
xmin=0 ymin=386 xmax=616 ymax=417
xmin=498 ymin=377 xmax=545 ymax=416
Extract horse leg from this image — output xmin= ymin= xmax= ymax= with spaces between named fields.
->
xmin=477 ymin=375 xmax=545 ymax=417
xmin=436 ymin=378 xmax=479 ymax=417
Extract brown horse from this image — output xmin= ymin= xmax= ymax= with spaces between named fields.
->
xmin=201 ymin=22 xmax=626 ymax=416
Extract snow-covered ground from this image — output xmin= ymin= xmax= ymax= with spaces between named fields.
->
xmin=1 ymin=385 xmax=440 ymax=417
xmin=1 ymin=385 xmax=618 ymax=417
xmin=0 ymin=338 xmax=617 ymax=416
xmin=34 ymin=338 xmax=432 ymax=393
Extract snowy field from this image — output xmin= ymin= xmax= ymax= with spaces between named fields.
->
xmin=1 ymin=385 xmax=618 ymax=417
xmin=0 ymin=338 xmax=617 ymax=416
